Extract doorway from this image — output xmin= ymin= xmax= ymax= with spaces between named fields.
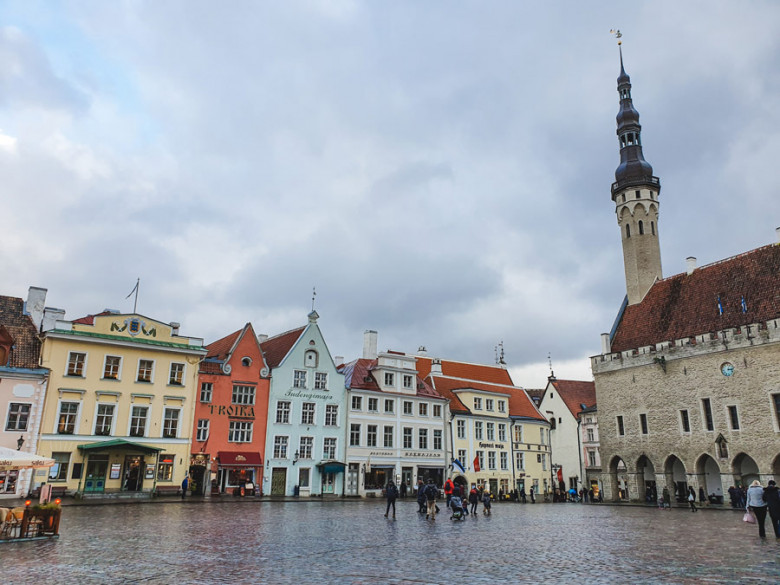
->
xmin=123 ymin=455 xmax=144 ymax=491
xmin=84 ymin=456 xmax=108 ymax=493
xmin=322 ymin=472 xmax=335 ymax=494
xmin=345 ymin=463 xmax=359 ymax=496
xmin=271 ymin=468 xmax=287 ymax=495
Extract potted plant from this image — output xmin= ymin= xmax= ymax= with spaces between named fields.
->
xmin=30 ymin=502 xmax=62 ymax=534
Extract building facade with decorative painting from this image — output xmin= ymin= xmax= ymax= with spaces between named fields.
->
xmin=0 ymin=287 xmax=50 ymax=498
xmin=592 ymin=48 xmax=780 ymax=503
xmin=260 ymin=311 xmax=347 ymax=497
xmin=191 ymin=323 xmax=270 ymax=496
xmin=37 ymin=310 xmax=206 ymax=497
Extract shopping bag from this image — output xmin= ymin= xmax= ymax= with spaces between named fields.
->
xmin=743 ymin=510 xmax=756 ymax=524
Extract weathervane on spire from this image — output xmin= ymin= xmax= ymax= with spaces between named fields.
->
xmin=610 ymin=28 xmax=622 ymax=45
xmin=548 ymin=352 xmax=555 ymax=378
xmin=311 ymin=287 xmax=317 ymax=311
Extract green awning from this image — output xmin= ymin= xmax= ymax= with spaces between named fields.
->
xmin=77 ymin=439 xmax=162 ymax=454
xmin=316 ymin=460 xmax=346 ymax=474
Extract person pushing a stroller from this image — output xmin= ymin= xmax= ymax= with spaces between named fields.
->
xmin=450 ymin=493 xmax=465 ymax=520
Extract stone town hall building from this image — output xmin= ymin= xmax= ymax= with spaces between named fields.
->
xmin=592 ymin=47 xmax=780 ymax=503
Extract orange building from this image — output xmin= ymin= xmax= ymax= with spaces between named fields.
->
xmin=190 ymin=323 xmax=270 ymax=495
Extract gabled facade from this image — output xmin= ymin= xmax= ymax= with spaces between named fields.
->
xmin=538 ymin=377 xmax=596 ymax=495
xmin=260 ymin=311 xmax=347 ymax=496
xmin=0 ymin=287 xmax=50 ymax=498
xmin=191 ymin=323 xmax=270 ymax=495
xmin=340 ymin=330 xmax=448 ymax=496
xmin=578 ymin=405 xmax=601 ymax=497
xmin=38 ymin=310 xmax=206 ymax=497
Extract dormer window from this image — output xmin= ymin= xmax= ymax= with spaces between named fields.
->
xmin=474 ymin=397 xmax=482 ymax=410
xmin=384 ymin=372 xmax=394 ymax=386
xmin=402 ymin=374 xmax=413 ymax=389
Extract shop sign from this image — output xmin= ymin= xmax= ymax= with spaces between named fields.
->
xmin=284 ymin=389 xmax=334 ymax=401
xmin=110 ymin=463 xmax=121 ymax=479
xmin=206 ymin=405 xmax=255 ymax=417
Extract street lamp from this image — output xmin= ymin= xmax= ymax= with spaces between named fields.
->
xmin=17 ymin=435 xmax=24 ymax=450
xmin=293 ymin=450 xmax=299 ymax=465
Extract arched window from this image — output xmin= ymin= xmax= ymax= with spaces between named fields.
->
xmin=626 ymin=224 xmax=631 ymax=238
xmin=638 ymin=220 xmax=644 ymax=235
xmin=242 ymin=357 xmax=252 ymax=367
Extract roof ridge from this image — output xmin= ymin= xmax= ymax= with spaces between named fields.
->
xmin=661 ymin=242 xmax=776 ymax=282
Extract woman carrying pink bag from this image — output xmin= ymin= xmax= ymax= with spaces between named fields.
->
xmin=745 ymin=480 xmax=768 ymax=538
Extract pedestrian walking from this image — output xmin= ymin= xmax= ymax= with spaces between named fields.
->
xmin=662 ymin=487 xmax=671 ymax=510
xmin=384 ymin=480 xmax=398 ymax=518
xmin=698 ymin=486 xmax=707 ymax=506
xmin=687 ymin=486 xmax=697 ymax=512
xmin=519 ymin=488 xmax=527 ymax=503
xmin=416 ymin=479 xmax=426 ymax=513
xmin=482 ymin=489 xmax=492 ymax=515
xmin=469 ymin=484 xmax=479 ymax=515
xmin=424 ymin=479 xmax=438 ymax=520
xmin=529 ymin=487 xmax=535 ymax=503
xmin=181 ymin=475 xmax=189 ymax=500
xmin=400 ymin=481 xmax=407 ymax=499
xmin=444 ymin=477 xmax=454 ymax=508
xmin=763 ymin=480 xmax=780 ymax=538
xmin=746 ymin=479 xmax=769 ymax=538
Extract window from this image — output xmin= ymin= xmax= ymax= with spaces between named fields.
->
xmin=640 ymin=413 xmax=648 ymax=435
xmin=616 ymin=415 xmax=625 ymax=436
xmin=276 ymin=401 xmax=291 ymax=424
xmin=487 ymin=422 xmax=495 ymax=441
xmin=638 ymin=220 xmax=644 ymax=235
xmin=433 ymin=404 xmax=442 ymax=417
xmin=498 ymin=423 xmax=506 ymax=442
xmin=298 ymin=468 xmax=310 ymax=488
xmin=367 ymin=425 xmax=377 ymax=447
xmin=418 ymin=403 xmax=428 ymax=417
xmin=514 ymin=425 xmax=523 ymax=443
xmin=304 ymin=350 xmax=318 ymax=368
xmin=67 ymin=352 xmax=86 ymax=377
xmin=49 ymin=452 xmax=70 ymax=482
xmin=200 ymin=382 xmax=213 ymax=403
xmin=273 ymin=435 xmax=288 ymax=458
xmin=476 ymin=450 xmax=484 ymax=470
xmin=325 ymin=404 xmax=338 ymax=426
xmin=384 ymin=399 xmax=394 ymax=414
xmin=774 ymin=394 xmax=780 ymax=428
xmin=433 ymin=429 xmax=442 ymax=450
xmin=351 ymin=396 xmax=362 ymax=411
xmin=241 ymin=357 xmax=252 ymax=367
xmin=301 ymin=402 xmax=315 ymax=425
xmin=498 ymin=400 xmax=506 ymax=413
xmin=157 ymin=454 xmax=174 ymax=481
xmin=473 ymin=397 xmax=482 ymax=410
xmin=299 ymin=437 xmax=313 ymax=459
xmin=168 ymin=363 xmax=185 ymax=385
xmin=403 ymin=401 xmax=413 ymax=415
xmin=418 ymin=428 xmax=428 ymax=449
xmin=588 ymin=450 xmax=597 ymax=467
xmin=350 ymin=424 xmax=361 ymax=446
xmin=293 ymin=370 xmax=307 ymax=389
xmin=516 ymin=452 xmax=525 ymax=470
xmin=487 ymin=451 xmax=496 ymax=470
xmin=486 ymin=398 xmax=494 ymax=411
xmin=137 ymin=359 xmax=154 ymax=383
xmin=680 ymin=410 xmax=690 ymax=433
xmin=403 ymin=374 xmax=413 ymax=389
xmin=323 ymin=438 xmax=336 ymax=459
xmin=626 ymin=224 xmax=631 ymax=238
xmin=163 ymin=408 xmax=180 ymax=438
xmin=384 ymin=426 xmax=394 ymax=448
xmin=103 ymin=356 xmax=121 ymax=380
xmin=130 ymin=406 xmax=148 ymax=437
xmin=587 ymin=428 xmax=595 ymax=441
xmin=403 ymin=427 xmax=412 ymax=449
xmin=229 ymin=421 xmax=253 ymax=442
xmin=457 ymin=420 xmax=466 ymax=439
xmin=651 ymin=221 xmax=656 ymax=235
xmin=458 ymin=449 xmax=467 ymax=463
xmin=384 ymin=372 xmax=394 ymax=386
xmin=541 ymin=453 xmax=547 ymax=471
xmin=94 ymin=404 xmax=115 ymax=436
xmin=474 ymin=421 xmax=483 ymax=440
xmin=6 ymin=403 xmax=30 ymax=431
xmin=314 ymin=372 xmax=328 ymax=390
xmin=196 ymin=419 xmax=209 ymax=442
xmin=702 ymin=399 xmax=714 ymax=431
xmin=368 ymin=398 xmax=378 ymax=412
xmin=728 ymin=405 xmax=740 ymax=430
xmin=232 ymin=385 xmax=256 ymax=405
xmin=57 ymin=402 xmax=79 ymax=434
xmin=500 ymin=452 xmax=508 ymax=470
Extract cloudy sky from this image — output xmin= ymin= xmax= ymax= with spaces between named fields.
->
xmin=2 ymin=1 xmax=779 ymax=387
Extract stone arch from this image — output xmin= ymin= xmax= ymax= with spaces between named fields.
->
xmin=609 ymin=455 xmax=629 ymax=501
xmin=453 ymin=474 xmax=468 ymax=491
xmin=647 ymin=203 xmax=658 ymax=217
xmin=636 ymin=455 xmax=657 ymax=502
xmin=663 ymin=454 xmax=688 ymax=503
xmin=732 ymin=452 xmax=760 ymax=488
xmin=695 ymin=453 xmax=723 ymax=499
xmin=771 ymin=454 xmax=780 ymax=484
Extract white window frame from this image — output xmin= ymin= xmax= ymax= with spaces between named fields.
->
xmin=403 ymin=401 xmax=413 ymax=415
xmin=162 ymin=407 xmax=181 ymax=438
xmin=433 ymin=404 xmax=442 ymax=417
xmin=93 ymin=403 xmax=115 ymax=436
xmin=229 ymin=421 xmax=253 ymax=443
xmin=516 ymin=452 xmax=525 ymax=470
xmin=402 ymin=374 xmax=413 ymax=389
xmin=6 ymin=402 xmax=31 ymax=432
xmin=486 ymin=398 xmax=494 ymax=411
xmin=323 ymin=437 xmax=336 ymax=459
xmin=276 ymin=401 xmax=291 ymax=424
xmin=384 ymin=399 xmax=394 ymax=414
xmin=136 ymin=359 xmax=155 ymax=383
xmin=384 ymin=372 xmax=394 ymax=386
xmin=433 ymin=429 xmax=442 ymax=450
xmin=498 ymin=423 xmax=506 ymax=442
xmin=232 ymin=384 xmax=256 ymax=405
xmin=456 ymin=419 xmax=465 ymax=439
xmin=474 ymin=421 xmax=483 ymax=440
xmin=56 ymin=400 xmax=81 ymax=435
xmin=418 ymin=402 xmax=428 ymax=417
xmin=293 ymin=370 xmax=307 ymax=389
xmin=325 ymin=404 xmax=338 ymax=426
xmin=196 ymin=419 xmax=210 ymax=442
xmin=299 ymin=436 xmax=313 ymax=459
xmin=200 ymin=382 xmax=213 ymax=403
xmin=473 ymin=397 xmax=482 ymax=410
xmin=368 ymin=397 xmax=378 ymax=412
xmin=418 ymin=428 xmax=428 ymax=449
xmin=314 ymin=372 xmax=328 ymax=390
xmin=498 ymin=400 xmax=506 ymax=413
xmin=273 ymin=435 xmax=288 ymax=457
xmin=301 ymin=402 xmax=315 ymax=425
xmin=168 ymin=362 xmax=185 ymax=386
xmin=102 ymin=355 xmax=122 ymax=380
xmin=403 ymin=427 xmax=412 ymax=449
xmin=128 ymin=405 xmax=149 ymax=437
xmin=66 ymin=351 xmax=87 ymax=377
xmin=500 ymin=451 xmax=508 ymax=470
xmin=351 ymin=396 xmax=362 ymax=411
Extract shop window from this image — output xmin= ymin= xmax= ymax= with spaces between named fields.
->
xmin=299 ymin=468 xmax=310 ymax=488
xmin=157 ymin=454 xmax=174 ymax=481
xmin=49 ymin=452 xmax=71 ymax=482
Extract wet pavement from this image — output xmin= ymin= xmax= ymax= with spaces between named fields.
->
xmin=1 ymin=499 xmax=778 ymax=584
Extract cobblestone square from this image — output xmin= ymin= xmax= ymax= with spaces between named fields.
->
xmin=2 ymin=500 xmax=778 ymax=584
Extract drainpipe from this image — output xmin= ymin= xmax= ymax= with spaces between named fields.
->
xmin=576 ymin=417 xmax=583 ymax=493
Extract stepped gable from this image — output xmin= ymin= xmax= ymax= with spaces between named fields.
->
xmin=0 ymin=295 xmax=41 ymax=369
xmin=611 ymin=243 xmax=780 ymax=352
xmin=259 ymin=326 xmax=306 ymax=368
xmin=551 ymin=379 xmax=596 ymax=417
xmin=416 ymin=356 xmax=513 ymax=385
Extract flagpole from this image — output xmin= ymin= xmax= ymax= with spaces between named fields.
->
xmin=134 ymin=279 xmax=139 ymax=313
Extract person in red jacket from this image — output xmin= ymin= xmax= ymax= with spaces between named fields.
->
xmin=444 ymin=478 xmax=454 ymax=508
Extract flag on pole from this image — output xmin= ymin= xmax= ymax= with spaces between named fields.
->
xmin=473 ymin=455 xmax=480 ymax=473
xmin=741 ymin=295 xmax=748 ymax=313
xmin=125 ymin=279 xmax=139 ymax=299
xmin=716 ymin=295 xmax=723 ymax=316
xmin=556 ymin=467 xmax=564 ymax=483
xmin=452 ymin=459 xmax=465 ymax=473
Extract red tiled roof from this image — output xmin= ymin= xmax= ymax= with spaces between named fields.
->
xmin=341 ymin=358 xmax=442 ymax=399
xmin=431 ymin=376 xmax=545 ymax=421
xmin=551 ymin=379 xmax=596 ymax=418
xmin=612 ymin=244 xmax=780 ymax=352
xmin=206 ymin=328 xmax=243 ymax=360
xmin=416 ymin=356 xmax=514 ymax=385
xmin=260 ymin=326 xmax=306 ymax=368
xmin=0 ymin=295 xmax=43 ymax=369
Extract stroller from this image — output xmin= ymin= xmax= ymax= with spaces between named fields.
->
xmin=450 ymin=495 xmax=464 ymax=520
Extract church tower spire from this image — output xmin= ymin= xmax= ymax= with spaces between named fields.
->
xmin=611 ymin=42 xmax=662 ymax=305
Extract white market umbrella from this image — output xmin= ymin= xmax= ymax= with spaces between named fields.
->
xmin=0 ymin=445 xmax=55 ymax=471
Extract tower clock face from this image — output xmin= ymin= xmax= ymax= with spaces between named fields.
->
xmin=721 ymin=362 xmax=735 ymax=377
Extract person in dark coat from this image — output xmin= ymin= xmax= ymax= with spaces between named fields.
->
xmin=181 ymin=475 xmax=188 ymax=500
xmin=384 ymin=481 xmax=398 ymax=518
xmin=416 ymin=479 xmax=426 ymax=513
xmin=764 ymin=480 xmax=780 ymax=538
xmin=400 ymin=481 xmax=407 ymax=499
xmin=468 ymin=484 xmax=479 ymax=515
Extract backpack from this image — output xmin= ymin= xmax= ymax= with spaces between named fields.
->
xmin=387 ymin=484 xmax=398 ymax=499
xmin=425 ymin=484 xmax=437 ymax=500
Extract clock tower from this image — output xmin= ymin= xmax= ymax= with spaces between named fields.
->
xmin=611 ymin=46 xmax=663 ymax=305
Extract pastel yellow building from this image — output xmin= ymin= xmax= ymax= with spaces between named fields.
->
xmin=37 ymin=310 xmax=206 ymax=497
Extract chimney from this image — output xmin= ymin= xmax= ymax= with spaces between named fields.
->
xmin=600 ymin=333 xmax=611 ymax=354
xmin=334 ymin=356 xmax=344 ymax=366
xmin=25 ymin=287 xmax=47 ymax=331
xmin=686 ymin=257 xmax=697 ymax=275
xmin=363 ymin=330 xmax=378 ymax=359
xmin=431 ymin=358 xmax=443 ymax=375
xmin=41 ymin=307 xmax=66 ymax=332
xmin=170 ymin=322 xmax=180 ymax=335
xmin=417 ymin=346 xmax=427 ymax=356
xmin=257 ymin=334 xmax=268 ymax=344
